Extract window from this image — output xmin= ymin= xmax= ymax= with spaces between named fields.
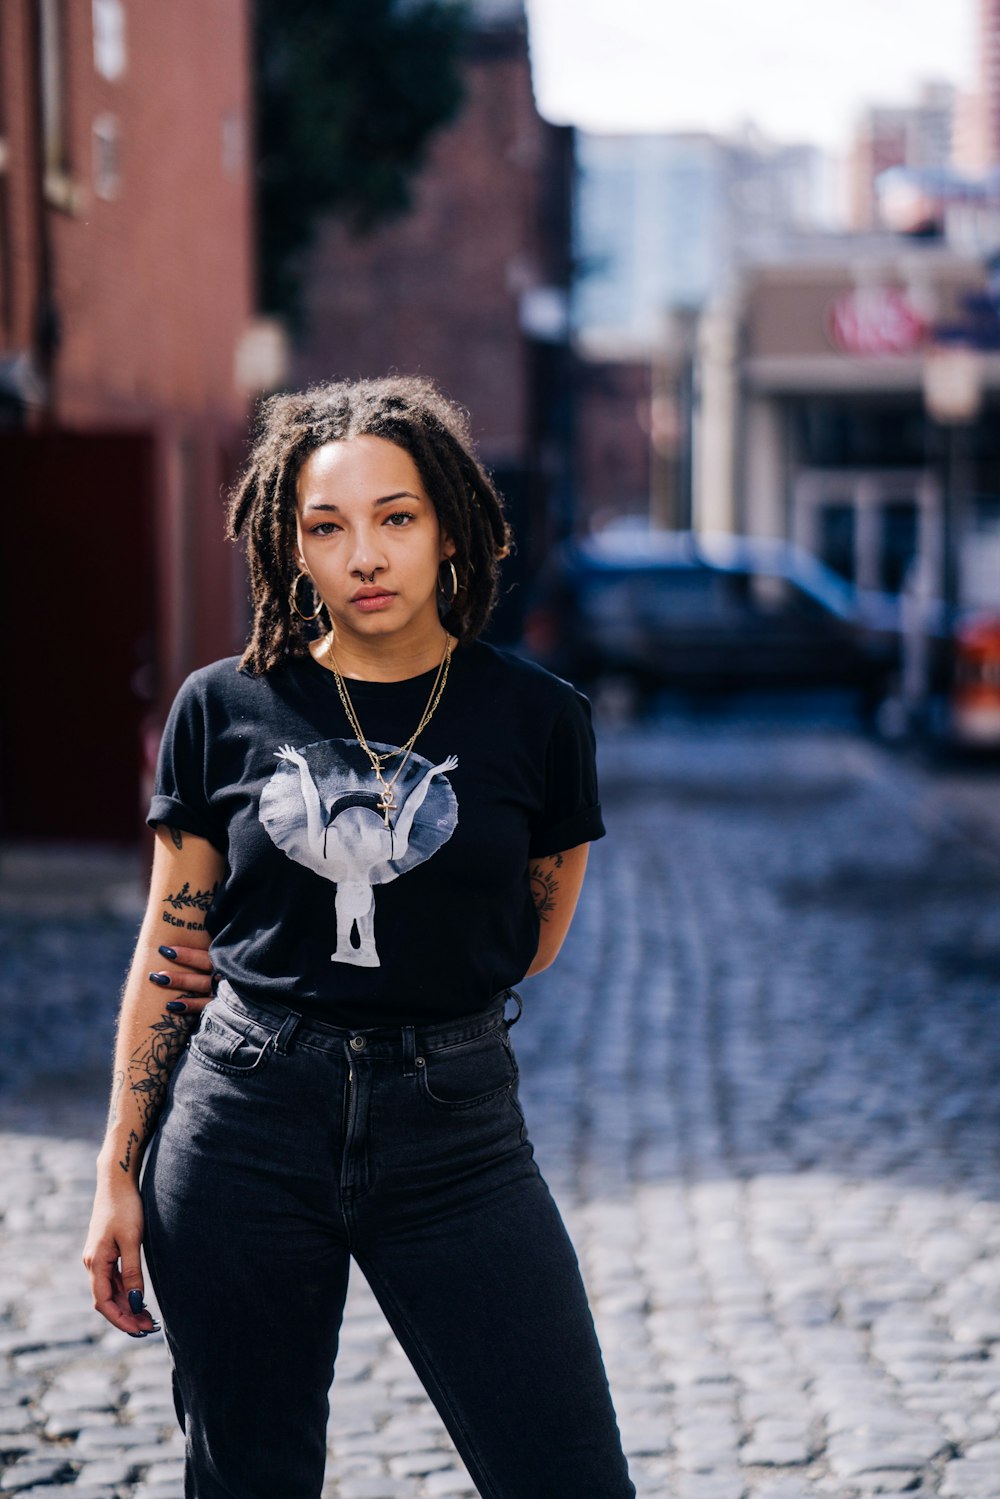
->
xmin=93 ymin=112 xmax=120 ymax=199
xmin=92 ymin=0 xmax=126 ymax=81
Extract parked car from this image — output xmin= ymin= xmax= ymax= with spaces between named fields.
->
xmin=521 ymin=530 xmax=897 ymax=714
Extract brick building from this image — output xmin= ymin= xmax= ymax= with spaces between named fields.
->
xmin=0 ymin=0 xmax=256 ymax=840
xmin=292 ymin=0 xmax=574 ymax=636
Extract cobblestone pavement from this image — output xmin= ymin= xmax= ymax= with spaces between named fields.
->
xmin=2 ymin=698 xmax=1000 ymax=1499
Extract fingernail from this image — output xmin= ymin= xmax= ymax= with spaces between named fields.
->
xmin=166 ymin=1000 xmax=188 ymax=1013
xmin=148 ymin=972 xmax=171 ymax=987
xmin=127 ymin=1330 xmax=150 ymax=1338
xmin=128 ymin=1289 xmax=145 ymax=1314
xmin=158 ymin=945 xmax=177 ymax=961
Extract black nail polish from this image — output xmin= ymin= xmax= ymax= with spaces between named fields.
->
xmin=149 ymin=972 xmax=171 ymax=987
xmin=127 ymin=1330 xmax=150 ymax=1338
xmin=158 ymin=945 xmax=177 ymax=961
xmin=166 ymin=1000 xmax=188 ymax=1013
xmin=128 ymin=1289 xmax=145 ymax=1314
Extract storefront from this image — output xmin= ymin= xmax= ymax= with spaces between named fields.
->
xmin=692 ymin=248 xmax=1000 ymax=610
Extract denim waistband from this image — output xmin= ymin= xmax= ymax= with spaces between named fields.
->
xmin=211 ymin=978 xmax=522 ymax=1060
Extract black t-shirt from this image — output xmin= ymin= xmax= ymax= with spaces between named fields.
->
xmin=148 ymin=641 xmax=605 ymax=1027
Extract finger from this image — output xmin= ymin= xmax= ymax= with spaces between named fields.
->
xmin=118 ymin=1246 xmax=161 ymax=1335
xmin=148 ymin=969 xmax=213 ymax=995
xmin=156 ymin=944 xmax=214 ymax=973
xmin=94 ymin=1260 xmax=160 ymax=1337
xmin=165 ymin=995 xmax=211 ymax=1016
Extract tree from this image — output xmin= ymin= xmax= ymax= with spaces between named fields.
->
xmin=255 ymin=0 xmax=469 ymax=323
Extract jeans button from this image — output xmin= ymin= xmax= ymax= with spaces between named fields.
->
xmin=350 ymin=1035 xmax=367 ymax=1051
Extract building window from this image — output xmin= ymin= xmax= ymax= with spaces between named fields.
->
xmin=220 ymin=108 xmax=246 ymax=180
xmin=93 ymin=112 xmax=120 ymax=199
xmin=92 ymin=0 xmax=126 ymax=81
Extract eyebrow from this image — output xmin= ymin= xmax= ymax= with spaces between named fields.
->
xmin=302 ymin=490 xmax=423 ymax=514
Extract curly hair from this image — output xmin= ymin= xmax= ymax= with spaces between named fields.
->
xmin=227 ymin=375 xmax=513 ymax=674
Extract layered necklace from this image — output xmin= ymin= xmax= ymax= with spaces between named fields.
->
xmin=324 ymin=632 xmax=453 ymax=826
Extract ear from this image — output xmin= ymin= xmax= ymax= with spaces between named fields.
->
xmin=440 ymin=535 xmax=456 ymax=560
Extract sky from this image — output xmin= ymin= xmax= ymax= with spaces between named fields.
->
xmin=524 ymin=0 xmax=977 ymax=150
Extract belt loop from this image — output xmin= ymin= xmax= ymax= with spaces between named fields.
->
xmin=503 ymin=989 xmax=523 ymax=1028
xmin=273 ymin=1010 xmax=302 ymax=1056
xmin=401 ymin=1024 xmax=416 ymax=1077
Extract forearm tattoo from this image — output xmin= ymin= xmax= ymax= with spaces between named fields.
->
xmin=107 ymin=1068 xmax=125 ymax=1128
xmin=117 ymin=1010 xmax=196 ymax=1173
xmin=161 ymin=880 xmax=218 ymax=933
xmin=529 ymin=862 xmax=560 ymax=921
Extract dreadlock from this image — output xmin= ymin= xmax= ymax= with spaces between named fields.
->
xmin=227 ymin=375 xmax=513 ymax=675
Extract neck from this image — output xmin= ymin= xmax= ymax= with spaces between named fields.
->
xmin=313 ymin=622 xmax=452 ymax=683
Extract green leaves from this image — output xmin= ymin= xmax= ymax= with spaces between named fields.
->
xmin=255 ymin=0 xmax=468 ymax=321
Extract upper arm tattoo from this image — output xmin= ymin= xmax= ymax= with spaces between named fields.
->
xmin=169 ymin=827 xmax=184 ymax=850
xmin=529 ymin=862 xmax=560 ymax=922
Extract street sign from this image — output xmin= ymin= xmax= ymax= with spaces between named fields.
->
xmin=826 ymin=288 xmax=928 ymax=357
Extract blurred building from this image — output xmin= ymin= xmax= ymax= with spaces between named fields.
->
xmin=292 ymin=0 xmax=573 ymax=634
xmin=957 ymin=0 xmax=1000 ymax=170
xmin=571 ymin=129 xmax=825 ymax=534
xmin=846 ymin=84 xmax=956 ymax=233
xmin=0 ymin=0 xmax=257 ymax=840
xmin=689 ymin=243 xmax=1000 ymax=610
xmin=574 ymin=130 xmax=825 ymax=356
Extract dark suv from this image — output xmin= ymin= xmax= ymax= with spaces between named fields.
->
xmin=522 ymin=530 xmax=895 ymax=710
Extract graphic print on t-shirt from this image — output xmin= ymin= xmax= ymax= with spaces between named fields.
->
xmin=259 ymin=739 xmax=458 ymax=968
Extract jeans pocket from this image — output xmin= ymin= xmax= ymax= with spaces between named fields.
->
xmin=418 ymin=1028 xmax=517 ymax=1110
xmin=187 ymin=1006 xmax=273 ymax=1077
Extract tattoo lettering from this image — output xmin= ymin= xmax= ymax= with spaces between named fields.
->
xmin=122 ymin=1010 xmax=196 ymax=1159
xmin=169 ymin=827 xmax=184 ymax=850
xmin=163 ymin=881 xmax=217 ymax=913
xmin=529 ymin=863 xmax=559 ymax=922
xmin=119 ymin=1129 xmax=140 ymax=1174
xmin=162 ymin=911 xmax=207 ymax=931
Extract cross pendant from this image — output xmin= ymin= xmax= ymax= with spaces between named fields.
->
xmin=377 ymin=787 xmax=396 ymax=826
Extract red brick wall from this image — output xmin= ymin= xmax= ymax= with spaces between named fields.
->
xmin=292 ymin=27 xmax=566 ymax=474
xmin=576 ymin=360 xmax=652 ymax=531
xmin=0 ymin=0 xmax=253 ymax=425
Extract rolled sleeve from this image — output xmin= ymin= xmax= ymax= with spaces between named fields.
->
xmin=528 ymin=691 xmax=606 ymax=858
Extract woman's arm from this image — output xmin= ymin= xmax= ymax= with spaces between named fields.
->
xmin=83 ymin=826 xmax=224 ymax=1337
xmin=525 ymin=843 xmax=590 ymax=977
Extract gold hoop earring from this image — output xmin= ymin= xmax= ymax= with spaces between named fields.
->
xmin=289 ymin=570 xmax=324 ymax=621
xmin=439 ymin=559 xmax=459 ymax=607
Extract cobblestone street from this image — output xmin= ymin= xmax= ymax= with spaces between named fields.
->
xmin=2 ymin=699 xmax=999 ymax=1499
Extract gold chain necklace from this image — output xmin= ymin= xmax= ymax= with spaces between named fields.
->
xmin=324 ymin=633 xmax=453 ymax=825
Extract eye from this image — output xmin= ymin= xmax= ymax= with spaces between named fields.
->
xmin=384 ymin=511 xmax=415 ymax=527
xmin=309 ymin=521 xmax=340 ymax=536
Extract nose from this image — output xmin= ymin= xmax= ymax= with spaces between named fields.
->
xmin=347 ymin=525 xmax=387 ymax=579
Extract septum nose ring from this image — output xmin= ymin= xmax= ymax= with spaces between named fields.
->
xmin=360 ymin=571 xmax=376 ymax=583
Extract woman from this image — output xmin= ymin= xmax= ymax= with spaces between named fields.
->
xmin=83 ymin=376 xmax=635 ymax=1499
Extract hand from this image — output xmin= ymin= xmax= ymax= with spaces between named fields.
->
xmin=275 ymin=744 xmax=307 ymax=769
xmin=147 ymin=942 xmax=215 ymax=1018
xmin=82 ymin=1182 xmax=160 ymax=1338
xmin=430 ymin=754 xmax=458 ymax=775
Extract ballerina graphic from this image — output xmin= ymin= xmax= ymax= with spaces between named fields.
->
xmin=259 ymin=739 xmax=458 ymax=967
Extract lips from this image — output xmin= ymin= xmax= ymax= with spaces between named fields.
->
xmin=351 ymin=590 xmax=396 ymax=612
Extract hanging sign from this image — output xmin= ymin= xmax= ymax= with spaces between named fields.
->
xmin=827 ymin=288 xmax=928 ymax=356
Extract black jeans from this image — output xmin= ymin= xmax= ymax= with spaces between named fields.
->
xmin=140 ymin=982 xmax=635 ymax=1499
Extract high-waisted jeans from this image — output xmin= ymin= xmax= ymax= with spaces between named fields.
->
xmin=139 ymin=981 xmax=635 ymax=1499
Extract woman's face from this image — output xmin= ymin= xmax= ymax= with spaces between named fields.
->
xmin=295 ymin=435 xmax=453 ymax=650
